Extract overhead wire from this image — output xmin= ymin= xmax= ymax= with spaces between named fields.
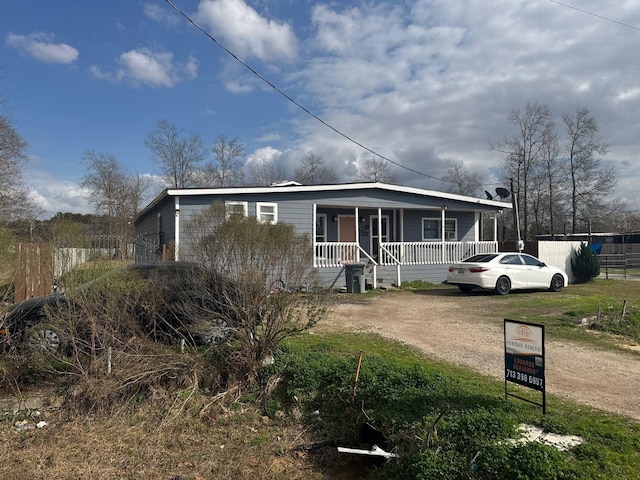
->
xmin=547 ymin=1 xmax=640 ymax=32
xmin=163 ymin=1 xmax=637 ymax=192
xmin=163 ymin=0 xmax=449 ymax=185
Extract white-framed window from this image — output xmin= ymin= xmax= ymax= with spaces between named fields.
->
xmin=422 ymin=217 xmax=457 ymax=241
xmin=225 ymin=201 xmax=248 ymax=219
xmin=257 ymin=202 xmax=278 ymax=224
xmin=315 ymin=214 xmax=327 ymax=243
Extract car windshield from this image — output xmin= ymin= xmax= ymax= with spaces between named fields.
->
xmin=463 ymin=254 xmax=499 ymax=263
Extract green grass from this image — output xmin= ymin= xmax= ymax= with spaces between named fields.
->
xmin=270 ymin=332 xmax=640 ymax=479
xmin=507 ymin=280 xmax=640 ymax=347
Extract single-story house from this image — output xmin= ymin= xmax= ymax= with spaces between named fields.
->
xmin=133 ymin=182 xmax=511 ymax=288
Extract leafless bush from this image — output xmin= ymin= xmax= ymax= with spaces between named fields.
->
xmin=183 ymin=201 xmax=331 ymax=382
xmin=63 ymin=348 xmax=208 ymax=417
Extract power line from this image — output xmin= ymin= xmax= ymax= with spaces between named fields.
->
xmin=548 ymin=0 xmax=640 ymax=32
xmin=163 ymin=0 xmax=447 ymax=184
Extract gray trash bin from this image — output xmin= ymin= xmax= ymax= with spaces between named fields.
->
xmin=345 ymin=262 xmax=365 ymax=293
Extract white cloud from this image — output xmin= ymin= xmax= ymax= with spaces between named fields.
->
xmin=246 ymin=146 xmax=282 ymax=165
xmin=287 ymin=0 xmax=640 ymax=199
xmin=143 ymin=2 xmax=180 ymax=26
xmin=28 ymin=179 xmax=91 ymax=219
xmin=5 ymin=32 xmax=79 ymax=64
xmin=195 ymin=0 xmax=297 ymax=62
xmin=90 ymin=48 xmax=198 ymax=88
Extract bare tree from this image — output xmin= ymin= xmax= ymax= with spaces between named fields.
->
xmin=356 ymin=156 xmax=398 ymax=183
xmin=81 ymin=150 xmax=149 ymax=257
xmin=538 ymin=124 xmax=564 ymax=237
xmin=491 ymin=102 xmax=555 ymax=240
xmin=440 ymin=160 xmax=484 ymax=197
xmin=197 ymin=134 xmax=245 ymax=187
xmin=144 ymin=119 xmax=206 ymax=188
xmin=0 ymin=113 xmax=33 ymax=223
xmin=246 ymin=157 xmax=287 ymax=186
xmin=563 ymin=106 xmax=614 ymax=233
xmin=294 ymin=152 xmax=338 ymax=185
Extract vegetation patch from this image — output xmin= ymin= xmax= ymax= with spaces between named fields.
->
xmin=267 ymin=332 xmax=640 ymax=479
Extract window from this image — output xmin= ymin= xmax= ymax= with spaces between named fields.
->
xmin=521 ymin=254 xmax=543 ymax=266
xmin=422 ymin=218 xmax=457 ymax=241
xmin=257 ymin=202 xmax=278 ymax=224
xmin=226 ymin=201 xmax=248 ymax=218
xmin=315 ymin=214 xmax=327 ymax=243
xmin=499 ymin=255 xmax=523 ymax=265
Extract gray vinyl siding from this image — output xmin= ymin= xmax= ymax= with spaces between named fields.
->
xmin=134 ymin=184 xmax=504 ymax=282
xmin=134 ymin=197 xmax=176 ymax=250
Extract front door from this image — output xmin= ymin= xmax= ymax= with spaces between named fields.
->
xmin=338 ymin=215 xmax=357 ymax=262
xmin=338 ymin=215 xmax=356 ymax=242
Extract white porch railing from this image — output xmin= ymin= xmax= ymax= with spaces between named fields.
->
xmin=380 ymin=241 xmax=498 ymax=265
xmin=314 ymin=241 xmax=498 ymax=267
xmin=315 ymin=242 xmax=375 ymax=268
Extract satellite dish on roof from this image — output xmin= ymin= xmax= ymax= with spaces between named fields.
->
xmin=495 ymin=187 xmax=510 ymax=200
xmin=485 ymin=190 xmax=493 ymax=200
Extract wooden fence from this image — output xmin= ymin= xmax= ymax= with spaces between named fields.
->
xmin=14 ymin=243 xmax=53 ymax=303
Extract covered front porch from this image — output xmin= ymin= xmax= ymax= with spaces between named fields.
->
xmin=312 ymin=204 xmax=499 ymax=288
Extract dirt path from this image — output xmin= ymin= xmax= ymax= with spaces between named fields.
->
xmin=316 ymin=290 xmax=640 ymax=421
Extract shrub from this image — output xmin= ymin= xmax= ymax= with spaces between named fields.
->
xmin=182 ymin=201 xmax=331 ymax=385
xmin=571 ymin=242 xmax=600 ymax=284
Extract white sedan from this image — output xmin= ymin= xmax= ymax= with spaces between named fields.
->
xmin=446 ymin=252 xmax=568 ymax=295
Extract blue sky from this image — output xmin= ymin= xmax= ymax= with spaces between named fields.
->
xmin=3 ymin=0 xmax=640 ymax=218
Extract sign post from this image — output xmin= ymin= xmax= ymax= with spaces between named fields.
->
xmin=504 ymin=319 xmax=546 ymax=414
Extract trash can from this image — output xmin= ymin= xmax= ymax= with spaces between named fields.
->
xmin=345 ymin=263 xmax=365 ymax=293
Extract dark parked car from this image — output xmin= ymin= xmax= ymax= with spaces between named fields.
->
xmin=0 ymin=262 xmax=237 ymax=354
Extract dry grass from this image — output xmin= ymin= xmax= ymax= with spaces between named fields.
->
xmin=1 ymin=398 xmax=336 ymax=479
xmin=0 ymin=344 xmax=344 ymax=480
xmin=0 ymin=348 xmax=346 ymax=480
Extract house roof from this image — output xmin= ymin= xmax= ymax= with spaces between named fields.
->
xmin=136 ymin=181 xmax=511 ymax=221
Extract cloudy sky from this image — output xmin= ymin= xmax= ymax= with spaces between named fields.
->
xmin=3 ymin=0 xmax=640 ymax=218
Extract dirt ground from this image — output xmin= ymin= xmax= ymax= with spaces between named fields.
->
xmin=316 ymin=289 xmax=640 ymax=421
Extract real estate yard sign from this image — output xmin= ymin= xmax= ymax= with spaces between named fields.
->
xmin=504 ymin=319 xmax=546 ymax=414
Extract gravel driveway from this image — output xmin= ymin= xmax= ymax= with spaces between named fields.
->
xmin=317 ymin=289 xmax=640 ymax=421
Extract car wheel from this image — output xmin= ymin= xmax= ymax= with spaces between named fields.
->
xmin=494 ymin=276 xmax=511 ymax=295
xmin=458 ymin=285 xmax=473 ymax=293
xmin=550 ymin=274 xmax=565 ymax=292
xmin=24 ymin=324 xmax=64 ymax=354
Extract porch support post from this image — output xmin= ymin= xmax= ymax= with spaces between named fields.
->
xmin=376 ymin=208 xmax=383 ymax=289
xmin=494 ymin=212 xmax=498 ymax=242
xmin=313 ymin=204 xmax=317 ymax=267
xmin=398 ymin=208 xmax=404 ymax=287
xmin=441 ymin=206 xmax=447 ymax=263
xmin=355 ymin=207 xmax=360 ymax=259
xmin=174 ymin=196 xmax=180 ymax=261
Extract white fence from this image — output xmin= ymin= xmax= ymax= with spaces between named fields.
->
xmin=380 ymin=241 xmax=498 ymax=265
xmin=314 ymin=241 xmax=498 ymax=268
xmin=537 ymin=241 xmax=581 ymax=284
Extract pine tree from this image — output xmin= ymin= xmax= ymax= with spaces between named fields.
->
xmin=571 ymin=242 xmax=600 ymax=283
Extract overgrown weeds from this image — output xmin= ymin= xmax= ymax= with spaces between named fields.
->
xmin=1 ymin=330 xmax=640 ymax=479
xmin=268 ymin=333 xmax=640 ymax=479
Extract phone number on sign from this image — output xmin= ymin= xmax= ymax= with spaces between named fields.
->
xmin=506 ymin=368 xmax=544 ymax=388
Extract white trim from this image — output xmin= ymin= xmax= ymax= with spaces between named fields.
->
xmin=163 ymin=183 xmax=509 ymax=206
xmin=225 ymin=200 xmax=248 ymax=217
xmin=136 ymin=182 xmax=511 ymax=222
xmin=257 ymin=202 xmax=278 ymax=224
xmin=315 ymin=213 xmax=327 ymax=242
xmin=422 ymin=217 xmax=458 ymax=241
xmin=370 ymin=213 xmax=389 ymax=257
xmin=174 ymin=196 xmax=180 ymax=261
